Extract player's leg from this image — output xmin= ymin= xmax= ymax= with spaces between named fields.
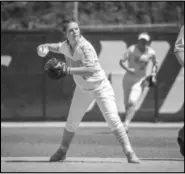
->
xmin=177 ymin=125 xmax=184 ymax=156
xmin=122 ymin=74 xmax=134 ymax=132
xmin=50 ymin=86 xmax=94 ymax=162
xmin=122 ymin=74 xmax=133 ymax=112
xmin=91 ymin=79 xmax=140 ymax=163
xmin=124 ymin=79 xmax=143 ymax=132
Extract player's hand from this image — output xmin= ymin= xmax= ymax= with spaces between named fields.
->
xmin=151 ymin=74 xmax=157 ymax=85
xmin=37 ymin=44 xmax=49 ymax=57
xmin=142 ymin=74 xmax=157 ymax=87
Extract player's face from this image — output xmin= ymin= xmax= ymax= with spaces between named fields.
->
xmin=66 ymin=22 xmax=80 ymax=44
xmin=138 ymin=39 xmax=149 ymax=51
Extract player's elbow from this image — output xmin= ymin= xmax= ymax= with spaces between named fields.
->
xmin=119 ymin=60 xmax=126 ymax=69
xmin=119 ymin=60 xmax=123 ymax=67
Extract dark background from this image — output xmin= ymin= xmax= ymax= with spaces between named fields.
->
xmin=1 ymin=26 xmax=184 ymax=122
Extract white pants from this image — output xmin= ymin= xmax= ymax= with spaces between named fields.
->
xmin=123 ymin=73 xmax=146 ymax=108
xmin=65 ymin=79 xmax=123 ymax=132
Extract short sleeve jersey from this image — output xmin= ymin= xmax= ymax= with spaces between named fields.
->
xmin=174 ymin=25 xmax=184 ymax=53
xmin=121 ymin=44 xmax=156 ymax=78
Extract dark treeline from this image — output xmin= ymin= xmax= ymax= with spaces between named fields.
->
xmin=1 ymin=1 xmax=184 ymax=30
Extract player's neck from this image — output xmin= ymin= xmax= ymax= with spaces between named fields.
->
xmin=70 ymin=42 xmax=77 ymax=49
xmin=137 ymin=44 xmax=147 ymax=53
xmin=68 ymin=40 xmax=80 ymax=56
xmin=69 ymin=36 xmax=82 ymax=49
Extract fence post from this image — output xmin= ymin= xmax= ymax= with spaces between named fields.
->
xmin=154 ymin=81 xmax=159 ymax=122
xmin=41 ymin=35 xmax=47 ymax=121
xmin=73 ymin=2 xmax=79 ymax=22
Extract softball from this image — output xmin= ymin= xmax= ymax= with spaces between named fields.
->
xmin=37 ymin=45 xmax=49 ymax=57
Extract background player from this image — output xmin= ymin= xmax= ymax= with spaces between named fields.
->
xmin=37 ymin=18 xmax=140 ymax=163
xmin=174 ymin=25 xmax=184 ymax=157
xmin=119 ymin=33 xmax=158 ymax=132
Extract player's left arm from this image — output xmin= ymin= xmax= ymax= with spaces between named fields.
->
xmin=146 ymin=52 xmax=158 ymax=86
xmin=150 ymin=53 xmax=158 ymax=77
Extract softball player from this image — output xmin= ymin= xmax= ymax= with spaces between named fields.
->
xmin=119 ymin=33 xmax=158 ymax=132
xmin=37 ymin=19 xmax=140 ymax=163
xmin=174 ymin=25 xmax=184 ymax=157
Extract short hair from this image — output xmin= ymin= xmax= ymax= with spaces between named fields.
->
xmin=62 ymin=18 xmax=78 ymax=32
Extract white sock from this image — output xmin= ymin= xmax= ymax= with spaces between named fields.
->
xmin=113 ymin=126 xmax=134 ymax=155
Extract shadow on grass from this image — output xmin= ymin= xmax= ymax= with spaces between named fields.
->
xmin=2 ymin=160 xmax=122 ymax=163
xmin=2 ymin=158 xmax=184 ymax=163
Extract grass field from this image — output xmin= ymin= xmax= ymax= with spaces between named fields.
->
xmin=1 ymin=122 xmax=184 ymax=172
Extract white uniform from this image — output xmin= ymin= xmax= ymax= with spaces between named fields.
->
xmin=174 ymin=26 xmax=184 ymax=143
xmin=121 ymin=44 xmax=156 ymax=107
xmin=174 ymin=25 xmax=184 ymax=54
xmin=53 ymin=36 xmax=123 ymax=132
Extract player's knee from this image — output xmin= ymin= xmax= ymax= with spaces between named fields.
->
xmin=105 ymin=113 xmax=123 ymax=131
xmin=65 ymin=122 xmax=78 ymax=132
xmin=127 ymin=100 xmax=136 ymax=109
xmin=129 ymin=86 xmax=142 ymax=105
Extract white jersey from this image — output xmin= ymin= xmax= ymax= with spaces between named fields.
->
xmin=55 ymin=36 xmax=106 ymax=90
xmin=121 ymin=44 xmax=156 ymax=78
xmin=174 ymin=25 xmax=184 ymax=53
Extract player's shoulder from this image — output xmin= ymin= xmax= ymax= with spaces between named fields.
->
xmin=58 ymin=40 xmax=68 ymax=48
xmin=56 ymin=40 xmax=68 ymax=53
xmin=147 ymin=46 xmax=156 ymax=56
xmin=79 ymin=36 xmax=94 ymax=50
xmin=80 ymin=36 xmax=92 ymax=45
xmin=127 ymin=44 xmax=136 ymax=52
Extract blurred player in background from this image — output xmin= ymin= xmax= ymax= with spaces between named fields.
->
xmin=37 ymin=18 xmax=140 ymax=163
xmin=119 ymin=33 xmax=158 ymax=132
xmin=174 ymin=25 xmax=184 ymax=157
